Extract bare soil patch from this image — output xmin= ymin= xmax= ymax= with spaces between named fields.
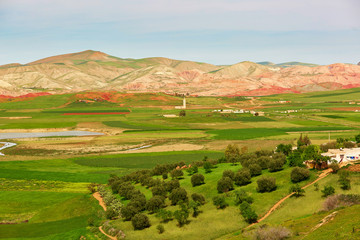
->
xmin=347 ymin=164 xmax=360 ymax=172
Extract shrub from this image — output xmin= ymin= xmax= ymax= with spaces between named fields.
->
xmin=289 ymin=184 xmax=305 ymax=197
xmin=222 ymin=170 xmax=235 ymax=180
xmin=234 ymin=189 xmax=253 ymax=205
xmin=128 ymin=193 xmax=147 ymax=211
xmin=234 ymin=168 xmax=251 ymax=186
xmin=268 ymin=159 xmax=284 ymax=172
xmin=162 ymin=173 xmax=168 ymax=180
xmin=191 ymin=173 xmax=205 ymax=187
xmin=212 ymin=195 xmax=229 ymax=209
xmin=276 ymin=143 xmax=293 ymax=156
xmin=344 ymin=141 xmax=356 ymax=148
xmin=338 ymin=170 xmax=351 ymax=190
xmin=287 ymin=151 xmax=304 ymax=167
xmin=272 ymin=152 xmax=287 ymax=165
xmin=155 ymin=209 xmax=173 ymax=222
xmin=105 ymin=208 xmax=117 ymax=220
xmin=121 ymin=205 xmax=139 ymax=221
xmin=321 ymin=185 xmax=335 ymax=197
xmin=291 ymin=167 xmax=310 ymax=183
xmin=118 ymin=183 xmax=135 ymax=199
xmin=239 ymin=202 xmax=257 ymax=223
xmin=191 ymin=193 xmax=206 ymax=205
xmin=323 ymin=194 xmax=360 ymax=211
xmin=152 ymin=164 xmax=168 ymax=176
xmin=329 ymin=163 xmax=340 ymax=173
xmin=146 ymin=196 xmax=165 ymax=213
xmin=186 ymin=165 xmax=198 ymax=175
xmin=151 ymin=184 xmax=167 ymax=197
xmin=169 ymin=187 xmax=188 ymax=205
xmin=314 ymin=183 xmax=319 ymax=191
xmin=257 ymin=176 xmax=276 ymax=193
xmin=254 ymin=226 xmax=291 ymax=240
xmin=248 ymin=164 xmax=262 ymax=176
xmin=189 ymin=200 xmax=201 ymax=217
xmin=217 ymin=177 xmax=234 ymax=193
xmin=157 ymin=224 xmax=165 ymax=234
xmin=170 ymin=169 xmax=184 ymax=179
xmin=164 ymin=179 xmax=180 ymax=192
xmin=88 ymin=183 xmax=97 ymax=193
xmin=109 ymin=198 xmax=123 ymax=218
xmin=131 ymin=213 xmax=151 ymax=230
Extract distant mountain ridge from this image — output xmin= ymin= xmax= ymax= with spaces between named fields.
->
xmin=0 ymin=50 xmax=359 ymax=96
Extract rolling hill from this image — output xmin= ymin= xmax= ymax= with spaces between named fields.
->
xmin=0 ymin=50 xmax=359 ymax=96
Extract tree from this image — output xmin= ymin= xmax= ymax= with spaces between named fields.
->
xmin=248 ymin=163 xmax=262 ymax=176
xmin=321 ymin=185 xmax=335 ymax=197
xmin=291 ymin=167 xmax=310 ymax=183
xmin=276 ymin=143 xmax=293 ymax=156
xmin=329 ymin=162 xmax=340 ymax=173
xmin=157 ymin=224 xmax=165 ymax=234
xmin=234 ymin=168 xmax=251 ymax=186
xmin=212 ymin=195 xmax=229 ymax=209
xmin=225 ymin=144 xmax=240 ymax=165
xmin=87 ymin=183 xmax=97 ymax=193
xmin=217 ymin=177 xmax=234 ymax=193
xmin=338 ymin=170 xmax=351 ymax=190
xmin=170 ymin=169 xmax=184 ymax=179
xmin=169 ymin=187 xmax=188 ymax=205
xmin=297 ymin=134 xmax=311 ymax=149
xmin=155 ymin=209 xmax=173 ymax=222
xmin=164 ymin=179 xmax=180 ymax=192
xmin=191 ymin=193 xmax=206 ymax=205
xmin=287 ymin=150 xmax=304 ymax=167
xmin=145 ymin=196 xmax=165 ymax=213
xmin=289 ymin=184 xmax=305 ymax=197
xmin=173 ymin=202 xmax=189 ymax=227
xmin=203 ymin=161 xmax=213 ymax=173
xmin=151 ymin=184 xmax=167 ymax=197
xmin=239 ymin=202 xmax=258 ymax=223
xmin=186 ymin=165 xmax=198 ymax=175
xmin=257 ymin=176 xmax=276 ymax=193
xmin=268 ymin=159 xmax=284 ymax=172
xmin=132 ymin=213 xmax=151 ymax=230
xmin=179 ymin=110 xmax=186 ymax=117
xmin=191 ymin=173 xmax=205 ymax=187
xmin=301 ymin=145 xmax=320 ymax=161
xmin=121 ymin=205 xmax=139 ymax=221
xmin=355 ymin=133 xmax=360 ymax=143
xmin=234 ymin=189 xmax=253 ymax=205
xmin=222 ymin=170 xmax=235 ymax=180
xmin=189 ymin=200 xmax=201 ymax=217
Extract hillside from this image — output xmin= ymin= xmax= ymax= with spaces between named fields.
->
xmin=0 ymin=50 xmax=359 ymax=96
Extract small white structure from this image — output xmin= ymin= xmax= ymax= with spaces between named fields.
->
xmin=163 ymin=114 xmax=179 ymax=118
xmin=175 ymin=98 xmax=186 ymax=109
xmin=321 ymin=148 xmax=360 ymax=163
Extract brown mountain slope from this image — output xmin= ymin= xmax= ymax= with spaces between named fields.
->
xmin=0 ymin=50 xmax=359 ymax=96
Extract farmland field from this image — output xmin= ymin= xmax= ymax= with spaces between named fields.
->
xmin=1 ymin=90 xmax=360 ymax=239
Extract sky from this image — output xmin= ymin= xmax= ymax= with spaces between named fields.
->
xmin=0 ymin=0 xmax=359 ymax=65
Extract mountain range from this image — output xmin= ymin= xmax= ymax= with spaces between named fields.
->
xmin=0 ymin=50 xmax=359 ymax=96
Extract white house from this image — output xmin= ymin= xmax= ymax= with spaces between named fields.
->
xmin=321 ymin=148 xmax=360 ymax=163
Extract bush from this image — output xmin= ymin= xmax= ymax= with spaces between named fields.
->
xmin=170 ymin=169 xmax=184 ymax=179
xmin=338 ymin=170 xmax=351 ymax=190
xmin=239 ymin=202 xmax=257 ymax=223
xmin=88 ymin=183 xmax=97 ymax=193
xmin=323 ymin=194 xmax=360 ymax=211
xmin=268 ymin=159 xmax=284 ymax=172
xmin=131 ymin=213 xmax=151 ymax=230
xmin=276 ymin=143 xmax=293 ymax=156
xmin=257 ymin=176 xmax=276 ymax=193
xmin=105 ymin=208 xmax=117 ymax=219
xmin=291 ymin=167 xmax=310 ymax=183
xmin=157 ymin=224 xmax=165 ymax=234
xmin=121 ymin=205 xmax=139 ymax=221
xmin=321 ymin=185 xmax=335 ymax=197
xmin=151 ymin=184 xmax=167 ymax=197
xmin=248 ymin=164 xmax=262 ymax=176
xmin=287 ymin=151 xmax=304 ymax=167
xmin=169 ymin=187 xmax=188 ymax=205
xmin=191 ymin=173 xmax=205 ymax=187
xmin=234 ymin=189 xmax=253 ymax=205
xmin=146 ymin=196 xmax=165 ymax=213
xmin=217 ymin=177 xmax=234 ymax=193
xmin=256 ymin=156 xmax=271 ymax=169
xmin=234 ymin=168 xmax=251 ymax=186
xmin=191 ymin=193 xmax=206 ymax=205
xmin=212 ymin=195 xmax=229 ymax=209
xmin=128 ymin=193 xmax=147 ymax=211
xmin=222 ymin=170 xmax=235 ymax=180
xmin=225 ymin=144 xmax=240 ymax=165
xmin=162 ymin=173 xmax=168 ymax=180
xmin=254 ymin=226 xmax=291 ymax=240
xmin=289 ymin=184 xmax=305 ymax=197
xmin=186 ymin=165 xmax=198 ymax=175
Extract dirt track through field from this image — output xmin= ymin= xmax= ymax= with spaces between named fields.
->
xmin=99 ymin=226 xmax=117 ymax=240
xmin=93 ymin=192 xmax=106 ymax=211
xmin=246 ymin=168 xmax=332 ymax=229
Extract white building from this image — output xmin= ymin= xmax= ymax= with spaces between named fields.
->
xmin=321 ymin=148 xmax=360 ymax=163
xmin=175 ymin=98 xmax=186 ymax=109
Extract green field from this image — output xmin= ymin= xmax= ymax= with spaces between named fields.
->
xmin=1 ymin=89 xmax=360 ymax=239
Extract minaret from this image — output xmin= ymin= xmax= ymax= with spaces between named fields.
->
xmin=183 ymin=97 xmax=186 ymax=109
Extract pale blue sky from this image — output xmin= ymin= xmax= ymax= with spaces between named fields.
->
xmin=0 ymin=0 xmax=359 ymax=65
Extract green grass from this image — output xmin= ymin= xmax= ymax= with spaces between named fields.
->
xmin=0 ymin=94 xmax=71 ymax=110
xmin=74 ymin=151 xmax=224 ymax=168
